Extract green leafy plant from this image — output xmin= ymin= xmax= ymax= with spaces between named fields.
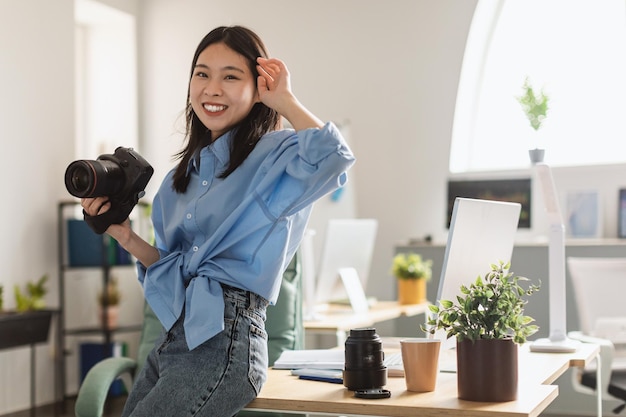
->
xmin=391 ymin=253 xmax=433 ymax=280
xmin=14 ymin=274 xmax=48 ymax=312
xmin=517 ymin=77 xmax=549 ymax=131
xmin=98 ymin=277 xmax=121 ymax=307
xmin=423 ymin=261 xmax=540 ymax=344
xmin=0 ymin=284 xmax=4 ymax=311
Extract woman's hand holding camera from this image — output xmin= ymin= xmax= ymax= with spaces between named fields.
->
xmin=82 ymin=196 xmax=159 ymax=268
xmin=81 ymin=197 xmax=132 ymax=245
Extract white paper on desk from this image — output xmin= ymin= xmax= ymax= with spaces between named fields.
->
xmin=273 ymin=349 xmax=345 ymax=370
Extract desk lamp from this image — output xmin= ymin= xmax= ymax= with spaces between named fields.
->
xmin=529 ymin=163 xmax=579 ymax=353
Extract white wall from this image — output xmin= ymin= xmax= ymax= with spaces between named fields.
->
xmin=0 ymin=0 xmax=74 ymax=413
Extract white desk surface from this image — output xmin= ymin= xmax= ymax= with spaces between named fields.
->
xmin=246 ymin=342 xmax=599 ymax=417
xmin=303 ymin=300 xmax=429 ymax=332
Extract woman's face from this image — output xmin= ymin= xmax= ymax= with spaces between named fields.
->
xmin=189 ymin=42 xmax=259 ymax=140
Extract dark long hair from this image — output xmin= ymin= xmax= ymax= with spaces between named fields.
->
xmin=172 ymin=26 xmax=281 ymax=193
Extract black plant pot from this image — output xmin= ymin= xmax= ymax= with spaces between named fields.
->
xmin=456 ymin=338 xmax=518 ymax=402
xmin=0 ymin=310 xmax=53 ymax=350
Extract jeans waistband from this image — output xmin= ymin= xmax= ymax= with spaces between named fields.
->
xmin=221 ymin=283 xmax=268 ymax=310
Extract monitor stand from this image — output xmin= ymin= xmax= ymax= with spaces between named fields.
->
xmin=304 ymin=267 xmax=370 ymax=321
xmin=337 ymin=267 xmax=369 ymax=314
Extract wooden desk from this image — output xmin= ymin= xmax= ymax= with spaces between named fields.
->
xmin=304 ymin=301 xmax=429 ymax=345
xmin=246 ymin=343 xmax=599 ymax=417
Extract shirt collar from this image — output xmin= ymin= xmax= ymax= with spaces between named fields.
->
xmin=186 ymin=131 xmax=234 ymax=175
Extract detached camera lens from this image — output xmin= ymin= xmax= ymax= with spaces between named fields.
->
xmin=64 ymin=159 xmax=123 ymax=198
xmin=343 ymin=328 xmax=387 ymax=391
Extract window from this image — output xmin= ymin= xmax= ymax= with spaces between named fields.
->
xmin=74 ymin=0 xmax=137 ymax=158
xmin=450 ymin=0 xmax=626 ymax=173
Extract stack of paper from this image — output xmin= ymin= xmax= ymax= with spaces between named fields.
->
xmin=273 ymin=349 xmax=345 ymax=370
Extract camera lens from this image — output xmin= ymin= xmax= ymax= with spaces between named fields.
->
xmin=64 ymin=159 xmax=124 ymax=198
xmin=343 ymin=328 xmax=387 ymax=391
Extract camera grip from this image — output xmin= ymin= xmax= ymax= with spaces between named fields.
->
xmin=83 ymin=200 xmax=134 ymax=235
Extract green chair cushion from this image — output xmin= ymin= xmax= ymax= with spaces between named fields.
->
xmin=266 ymin=253 xmax=303 ymax=365
xmin=136 ymin=301 xmax=162 ymax=373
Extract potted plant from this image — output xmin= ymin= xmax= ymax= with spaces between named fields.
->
xmin=98 ymin=276 xmax=121 ymax=329
xmin=517 ymin=77 xmax=550 ymax=164
xmin=391 ymin=253 xmax=432 ymax=304
xmin=0 ymin=274 xmax=53 ymax=350
xmin=14 ymin=274 xmax=48 ymax=312
xmin=424 ymin=261 xmax=540 ymax=402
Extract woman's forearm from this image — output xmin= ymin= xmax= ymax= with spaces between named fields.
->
xmin=281 ymin=96 xmax=324 ymax=131
xmin=113 ymin=227 xmax=160 ymax=268
xmin=127 ymin=232 xmax=159 ymax=268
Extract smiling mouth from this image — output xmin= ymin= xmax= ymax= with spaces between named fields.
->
xmin=204 ymin=104 xmax=227 ymax=113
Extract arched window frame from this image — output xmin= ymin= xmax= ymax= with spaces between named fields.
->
xmin=450 ymin=0 xmax=626 ymax=174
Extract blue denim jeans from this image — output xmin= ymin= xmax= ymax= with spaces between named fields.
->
xmin=122 ymin=284 xmax=269 ymax=417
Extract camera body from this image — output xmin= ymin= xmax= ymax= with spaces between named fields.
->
xmin=64 ymin=146 xmax=153 ymax=234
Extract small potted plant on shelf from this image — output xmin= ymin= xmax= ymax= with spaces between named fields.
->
xmin=14 ymin=274 xmax=48 ymax=312
xmin=423 ymin=260 xmax=540 ymax=402
xmin=98 ymin=276 xmax=121 ymax=329
xmin=0 ymin=274 xmax=53 ymax=350
xmin=391 ymin=253 xmax=432 ymax=305
xmin=517 ymin=76 xmax=550 ymax=164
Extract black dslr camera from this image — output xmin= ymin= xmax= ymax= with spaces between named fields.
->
xmin=64 ymin=146 xmax=154 ymax=234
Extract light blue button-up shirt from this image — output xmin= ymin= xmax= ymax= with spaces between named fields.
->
xmin=138 ymin=122 xmax=355 ymax=350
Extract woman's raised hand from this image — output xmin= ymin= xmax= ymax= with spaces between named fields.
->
xmin=256 ymin=57 xmax=323 ymax=130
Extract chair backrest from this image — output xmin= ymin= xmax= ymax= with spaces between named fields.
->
xmin=567 ymin=257 xmax=626 ymax=343
xmin=136 ymin=301 xmax=162 ymax=372
xmin=266 ymin=252 xmax=303 ymax=365
xmin=135 ymin=253 xmax=303 ymax=373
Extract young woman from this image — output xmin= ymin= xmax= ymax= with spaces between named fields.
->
xmin=81 ymin=25 xmax=354 ymax=416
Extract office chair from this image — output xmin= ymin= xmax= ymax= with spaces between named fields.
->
xmin=546 ymin=257 xmax=626 ymax=416
xmin=75 ymin=254 xmax=303 ymax=417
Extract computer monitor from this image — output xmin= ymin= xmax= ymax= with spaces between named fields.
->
xmin=435 ymin=198 xmax=521 ymax=345
xmin=313 ymin=218 xmax=378 ymax=309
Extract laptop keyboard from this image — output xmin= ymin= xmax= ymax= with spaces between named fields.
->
xmin=383 ymin=350 xmax=457 ymax=377
xmin=384 ymin=352 xmax=405 ymax=377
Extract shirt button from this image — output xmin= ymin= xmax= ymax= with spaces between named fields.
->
xmin=202 ymin=180 xmax=208 ymax=186
xmin=186 ymin=213 xmax=192 ymax=219
xmin=193 ymin=246 xmax=199 ymax=252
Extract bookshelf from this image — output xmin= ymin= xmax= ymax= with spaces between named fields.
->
xmin=55 ymin=201 xmax=148 ymax=408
